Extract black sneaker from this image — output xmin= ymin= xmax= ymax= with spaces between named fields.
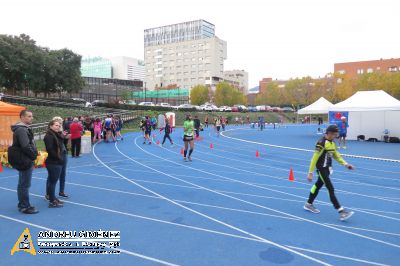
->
xmin=49 ymin=201 xmax=63 ymax=208
xmin=19 ymin=206 xmax=39 ymax=214
xmin=59 ymin=192 xmax=69 ymax=199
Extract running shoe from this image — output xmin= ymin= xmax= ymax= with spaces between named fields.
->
xmin=143 ymin=141 xmax=146 ymax=144
xmin=44 ymin=194 xmax=50 ymax=201
xmin=49 ymin=200 xmax=63 ymax=208
xmin=343 ymin=146 xmax=347 ymax=149
xmin=184 ymin=157 xmax=187 ymax=162
xmin=59 ymin=192 xmax=69 ymax=199
xmin=303 ymin=203 xmax=320 ymax=213
xmin=339 ymin=209 xmax=354 ymax=221
xmin=188 ymin=157 xmax=192 ymax=161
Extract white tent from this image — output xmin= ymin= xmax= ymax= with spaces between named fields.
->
xmin=298 ymin=97 xmax=334 ymax=114
xmin=329 ymin=90 xmax=400 ymax=140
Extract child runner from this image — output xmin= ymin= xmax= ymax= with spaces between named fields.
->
xmin=221 ymin=116 xmax=226 ymax=131
xmin=183 ymin=114 xmax=195 ymax=161
xmin=104 ymin=115 xmax=113 ymax=142
xmin=161 ymin=119 xmax=174 ymax=146
xmin=337 ymin=116 xmax=349 ymax=149
xmin=93 ymin=118 xmax=103 ymax=143
xmin=304 ymin=124 xmax=355 ymax=221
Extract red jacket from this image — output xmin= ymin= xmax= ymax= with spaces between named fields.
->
xmin=69 ymin=122 xmax=83 ymax=140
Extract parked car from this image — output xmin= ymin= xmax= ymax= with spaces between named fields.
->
xmin=281 ymin=107 xmax=295 ymax=112
xmin=157 ymin=102 xmax=171 ymax=107
xmin=247 ymin=106 xmax=258 ymax=112
xmin=256 ymin=105 xmax=266 ymax=112
xmin=272 ymin=107 xmax=282 ymax=112
xmin=177 ymin=104 xmax=196 ymax=110
xmin=218 ymin=106 xmax=232 ymax=112
xmin=265 ymin=105 xmax=273 ymax=112
xmin=138 ymin=101 xmax=155 ymax=106
xmin=91 ymin=99 xmax=107 ymax=106
xmin=234 ymin=104 xmax=248 ymax=112
xmin=231 ymin=106 xmax=240 ymax=112
xmin=123 ymin=100 xmax=137 ymax=105
xmin=71 ymin=98 xmax=92 ymax=108
xmin=200 ymin=104 xmax=217 ymax=112
xmin=0 ymin=93 xmax=4 ymax=100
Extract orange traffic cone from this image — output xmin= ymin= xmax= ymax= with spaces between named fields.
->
xmin=256 ymin=150 xmax=260 ymax=158
xmin=288 ymin=168 xmax=295 ymax=182
xmin=180 ymin=147 xmax=184 ymax=155
xmin=0 ymin=163 xmax=3 ymax=172
xmin=156 ymin=140 xmax=160 ymax=145
xmin=210 ymin=143 xmax=214 ymax=149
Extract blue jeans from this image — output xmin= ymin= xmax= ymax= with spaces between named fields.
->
xmin=46 ymin=153 xmax=68 ymax=196
xmin=46 ymin=164 xmax=63 ymax=202
xmin=17 ymin=165 xmax=34 ymax=209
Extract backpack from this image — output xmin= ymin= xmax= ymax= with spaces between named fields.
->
xmin=8 ymin=130 xmax=35 ymax=171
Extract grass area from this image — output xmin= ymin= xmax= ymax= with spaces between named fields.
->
xmin=24 ymin=105 xmax=103 ymax=124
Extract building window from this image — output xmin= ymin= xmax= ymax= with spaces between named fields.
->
xmin=357 ymin=69 xmax=364 ymax=75
xmin=367 ymin=68 xmax=373 ymax=73
xmin=338 ymin=70 xmax=346 ymax=74
xmin=388 ymin=66 xmax=398 ymax=72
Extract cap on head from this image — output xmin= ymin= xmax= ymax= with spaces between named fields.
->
xmin=326 ymin=125 xmax=339 ymax=133
xmin=341 ymin=116 xmax=346 ymax=120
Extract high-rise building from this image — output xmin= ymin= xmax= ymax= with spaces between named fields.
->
xmin=223 ymin=70 xmax=249 ymax=94
xmin=80 ymin=57 xmax=112 ymax=79
xmin=144 ymin=20 xmax=227 ymax=91
xmin=110 ymin=56 xmax=145 ymax=81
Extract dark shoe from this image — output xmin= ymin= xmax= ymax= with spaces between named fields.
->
xmin=45 ymin=194 xmax=50 ymax=201
xmin=49 ymin=201 xmax=63 ymax=208
xmin=20 ymin=206 xmax=39 ymax=214
xmin=59 ymin=192 xmax=69 ymax=199
xmin=56 ymin=198 xmax=64 ymax=204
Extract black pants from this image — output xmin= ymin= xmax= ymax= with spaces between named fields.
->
xmin=307 ymin=168 xmax=341 ymax=209
xmin=71 ymin=138 xmax=81 ymax=157
xmin=46 ymin=153 xmax=67 ymax=196
xmin=195 ymin=128 xmax=200 ymax=137
xmin=162 ymin=134 xmax=172 ymax=144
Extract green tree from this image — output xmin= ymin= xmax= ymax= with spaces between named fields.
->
xmin=214 ymin=82 xmax=246 ymax=106
xmin=190 ymin=85 xmax=209 ymax=105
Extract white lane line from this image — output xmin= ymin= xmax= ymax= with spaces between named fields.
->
xmin=0 ymin=186 xmax=392 ymax=266
xmin=129 ymin=135 xmax=400 ymax=249
xmin=105 ymin=139 xmax=332 ymax=265
xmin=221 ymin=128 xmax=400 ymax=163
xmin=324 ymin=223 xmax=400 ymax=237
xmin=0 ymin=213 xmax=178 ymax=266
xmin=160 ymin=142 xmax=400 ymax=221
xmin=206 ymin=131 xmax=400 ymax=182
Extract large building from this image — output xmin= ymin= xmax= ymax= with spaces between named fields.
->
xmin=110 ymin=56 xmax=145 ymax=81
xmin=80 ymin=56 xmax=145 ymax=81
xmin=334 ymin=58 xmax=400 ymax=79
xmin=144 ymin=19 xmax=227 ymax=91
xmin=80 ymin=57 xmax=112 ymax=79
xmin=223 ymin=70 xmax=249 ymax=94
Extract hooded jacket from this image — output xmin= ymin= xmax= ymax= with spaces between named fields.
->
xmin=44 ymin=129 xmax=67 ymax=165
xmin=11 ymin=122 xmax=38 ymax=161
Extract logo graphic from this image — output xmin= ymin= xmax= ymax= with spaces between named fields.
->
xmin=11 ymin=228 xmax=36 ymax=256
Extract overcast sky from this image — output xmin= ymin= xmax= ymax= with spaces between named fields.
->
xmin=1 ymin=0 xmax=399 ymax=88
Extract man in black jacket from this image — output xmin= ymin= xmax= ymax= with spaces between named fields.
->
xmin=11 ymin=110 xmax=38 ymax=214
xmin=193 ymin=116 xmax=201 ymax=138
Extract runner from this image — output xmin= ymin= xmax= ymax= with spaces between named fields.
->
xmin=337 ymin=116 xmax=349 ymax=149
xmin=214 ymin=116 xmax=222 ymax=137
xmin=103 ymin=115 xmax=114 ymax=142
xmin=304 ymin=124 xmax=355 ymax=221
xmin=193 ymin=115 xmax=201 ymax=138
xmin=92 ymin=118 xmax=103 ymax=143
xmin=204 ymin=116 xmax=209 ymax=128
xmin=221 ymin=116 xmax=226 ymax=131
xmin=143 ymin=116 xmax=152 ymax=145
xmin=183 ymin=114 xmax=195 ymax=161
xmin=114 ymin=116 xmax=123 ymax=141
xmin=161 ymin=119 xmax=174 ymax=146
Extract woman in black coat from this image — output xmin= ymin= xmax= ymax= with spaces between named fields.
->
xmin=44 ymin=120 xmax=67 ymax=208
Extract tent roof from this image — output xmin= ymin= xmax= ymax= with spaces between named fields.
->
xmin=0 ymin=101 xmax=25 ymax=115
xmin=297 ymin=97 xmax=334 ymax=114
xmin=329 ymin=90 xmax=400 ymax=111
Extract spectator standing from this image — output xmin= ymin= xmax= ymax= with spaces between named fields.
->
xmin=10 ymin=110 xmax=38 ymax=214
xmin=70 ymin=117 xmax=83 ymax=157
